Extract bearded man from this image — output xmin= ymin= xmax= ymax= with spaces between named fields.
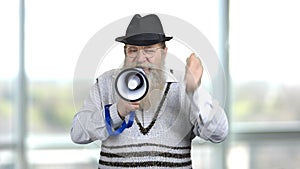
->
xmin=71 ymin=14 xmax=228 ymax=169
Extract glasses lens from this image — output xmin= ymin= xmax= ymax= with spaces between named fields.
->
xmin=126 ymin=47 xmax=138 ymax=57
xmin=126 ymin=47 xmax=162 ymax=58
xmin=144 ymin=48 xmax=157 ymax=55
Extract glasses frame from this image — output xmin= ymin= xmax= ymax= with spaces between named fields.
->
xmin=125 ymin=46 xmax=164 ymax=59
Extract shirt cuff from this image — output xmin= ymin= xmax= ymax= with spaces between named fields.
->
xmin=190 ymin=86 xmax=213 ymax=123
xmin=109 ymin=103 xmax=124 ymax=128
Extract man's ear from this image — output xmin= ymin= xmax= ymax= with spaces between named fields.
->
xmin=123 ymin=45 xmax=127 ymax=56
xmin=163 ymin=47 xmax=168 ymax=57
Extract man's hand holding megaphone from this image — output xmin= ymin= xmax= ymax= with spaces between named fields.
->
xmin=117 ymin=99 xmax=140 ymax=120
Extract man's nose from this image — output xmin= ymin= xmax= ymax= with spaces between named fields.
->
xmin=136 ymin=50 xmax=147 ymax=63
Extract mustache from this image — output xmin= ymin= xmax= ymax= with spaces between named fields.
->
xmin=123 ymin=62 xmax=164 ymax=70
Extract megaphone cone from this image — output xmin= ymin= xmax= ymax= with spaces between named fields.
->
xmin=115 ymin=68 xmax=149 ymax=102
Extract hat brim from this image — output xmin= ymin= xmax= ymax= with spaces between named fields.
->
xmin=116 ymin=33 xmax=172 ymax=46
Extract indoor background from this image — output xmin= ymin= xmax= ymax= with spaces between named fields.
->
xmin=1 ymin=0 xmax=300 ymax=169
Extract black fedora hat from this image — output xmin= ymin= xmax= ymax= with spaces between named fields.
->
xmin=115 ymin=14 xmax=173 ymax=46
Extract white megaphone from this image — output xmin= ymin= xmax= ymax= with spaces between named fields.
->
xmin=115 ymin=68 xmax=149 ymax=102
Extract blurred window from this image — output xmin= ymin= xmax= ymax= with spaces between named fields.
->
xmin=228 ymin=0 xmax=300 ymax=168
xmin=0 ymin=0 xmax=19 ymax=167
xmin=230 ymin=0 xmax=300 ymax=122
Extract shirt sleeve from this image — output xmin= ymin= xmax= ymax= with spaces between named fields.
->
xmin=70 ymin=80 xmax=124 ymax=144
xmin=188 ymin=86 xmax=229 ymax=143
xmin=70 ymin=83 xmax=108 ymax=144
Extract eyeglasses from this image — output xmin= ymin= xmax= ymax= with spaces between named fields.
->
xmin=125 ymin=46 xmax=163 ymax=59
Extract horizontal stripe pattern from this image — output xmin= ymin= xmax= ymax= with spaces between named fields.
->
xmin=99 ymin=160 xmax=192 ymax=168
xmin=101 ymin=151 xmax=190 ymax=158
xmin=99 ymin=143 xmax=192 ymax=168
xmin=101 ymin=143 xmax=191 ymax=150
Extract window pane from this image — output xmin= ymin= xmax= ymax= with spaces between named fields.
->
xmin=0 ymin=150 xmax=14 ymax=168
xmin=227 ymin=139 xmax=300 ymax=169
xmin=229 ymin=0 xmax=300 ymax=122
xmin=25 ymin=0 xmax=80 ymax=135
xmin=28 ymin=149 xmax=98 ymax=169
xmin=0 ymin=0 xmax=19 ymax=141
